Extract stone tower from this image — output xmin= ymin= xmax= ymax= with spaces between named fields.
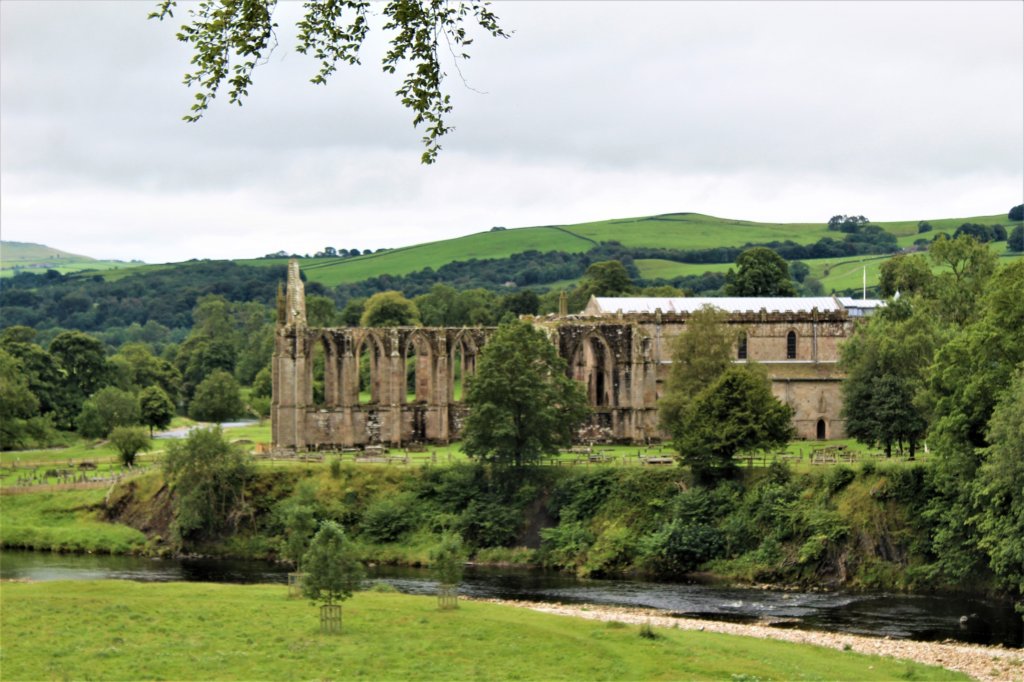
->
xmin=271 ymin=259 xmax=308 ymax=450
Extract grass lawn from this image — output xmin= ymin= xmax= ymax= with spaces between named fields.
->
xmin=0 ymin=488 xmax=147 ymax=554
xmin=0 ymin=581 xmax=966 ymax=681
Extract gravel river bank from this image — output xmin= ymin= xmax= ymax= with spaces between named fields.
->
xmin=476 ymin=598 xmax=1024 ymax=682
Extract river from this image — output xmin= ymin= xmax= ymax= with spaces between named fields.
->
xmin=1 ymin=550 xmax=1019 ymax=648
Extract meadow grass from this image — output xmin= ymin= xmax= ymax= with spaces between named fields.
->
xmin=0 ymin=488 xmax=146 ymax=553
xmin=92 ymin=212 xmax=1016 ymax=287
xmin=0 ymin=581 xmax=966 ymax=681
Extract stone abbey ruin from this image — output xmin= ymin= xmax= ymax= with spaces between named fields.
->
xmin=272 ymin=260 xmax=882 ymax=451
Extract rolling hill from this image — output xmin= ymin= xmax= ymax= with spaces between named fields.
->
xmin=0 ymin=241 xmax=140 ymax=279
xmin=8 ymin=211 xmax=1020 ymax=292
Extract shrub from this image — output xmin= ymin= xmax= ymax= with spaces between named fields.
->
xmin=539 ymin=521 xmax=594 ymax=570
xmin=109 ymin=426 xmax=151 ymax=467
xmin=640 ymin=520 xmax=723 ymax=576
xmin=430 ymin=531 xmax=467 ymax=586
xmin=457 ymin=500 xmax=520 ymax=548
xmin=361 ymin=492 xmax=419 ymax=543
xmin=823 ymin=465 xmax=856 ymax=495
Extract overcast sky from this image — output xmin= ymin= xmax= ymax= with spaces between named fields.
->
xmin=2 ymin=1 xmax=1022 ymax=264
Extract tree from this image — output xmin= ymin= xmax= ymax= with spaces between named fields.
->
xmin=151 ymin=0 xmax=508 ymax=164
xmin=789 ymin=261 xmax=810 ymax=283
xmin=877 ymin=253 xmax=934 ymax=298
xmin=671 ymin=365 xmax=793 ymax=482
xmin=581 ymin=260 xmax=635 ymax=297
xmin=360 ymin=291 xmax=420 ymax=327
xmin=77 ymin=386 xmax=142 ymax=439
xmin=1008 ymin=204 xmax=1023 ymax=222
xmin=658 ymin=305 xmax=734 ymax=435
xmin=110 ymin=426 xmax=152 ymax=467
xmin=724 ymin=247 xmax=796 ymax=296
xmin=163 ymin=426 xmax=253 ymax=544
xmin=1008 ymin=225 xmax=1024 ymax=253
xmin=139 ymin=385 xmax=176 ymax=436
xmin=840 ymin=300 xmax=936 ymax=458
xmin=49 ymin=330 xmax=110 ymax=423
xmin=0 ymin=348 xmax=42 ymax=450
xmin=923 ymin=261 xmax=1024 ymax=583
xmin=500 ymin=290 xmax=541 ymax=317
xmin=1 ymin=331 xmax=68 ymax=427
xmin=430 ymin=530 xmax=467 ymax=608
xmin=302 ymin=521 xmax=365 ymax=610
xmin=928 ymin=234 xmax=998 ymax=327
xmin=430 ymin=531 xmax=467 ymax=586
xmin=190 ymin=369 xmax=245 ymax=423
xmin=972 ymin=368 xmax=1024 ymax=597
xmin=462 ymin=318 xmax=590 ymax=467
xmin=306 ymin=295 xmax=339 ymax=327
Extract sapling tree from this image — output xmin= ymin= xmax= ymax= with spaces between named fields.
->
xmin=302 ymin=520 xmax=365 ymax=629
xmin=430 ymin=531 xmax=467 ymax=609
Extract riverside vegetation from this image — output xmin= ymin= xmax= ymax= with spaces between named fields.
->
xmin=1 ymin=451 xmax=1012 ymax=598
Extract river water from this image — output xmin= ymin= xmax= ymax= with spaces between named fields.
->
xmin=2 ymin=550 xmax=1019 ymax=648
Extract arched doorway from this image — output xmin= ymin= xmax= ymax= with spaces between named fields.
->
xmin=816 ymin=419 xmax=827 ymax=440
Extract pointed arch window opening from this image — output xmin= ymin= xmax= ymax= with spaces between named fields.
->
xmin=786 ymin=330 xmax=797 ymax=360
xmin=356 ymin=340 xmax=379 ymax=405
xmin=738 ymin=332 xmax=748 ymax=360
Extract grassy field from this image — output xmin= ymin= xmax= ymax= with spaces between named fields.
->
xmin=0 ymin=241 xmax=140 ymax=279
xmin=0 ymin=581 xmax=965 ymax=681
xmin=637 ymin=246 xmax=1024 ymax=294
xmin=0 ymin=488 xmax=147 ymax=553
xmin=78 ymin=212 xmax=1017 ymax=288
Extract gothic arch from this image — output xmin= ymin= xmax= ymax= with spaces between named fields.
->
xmin=403 ymin=330 xmax=435 ymax=404
xmin=305 ymin=332 xmax=338 ymax=407
xmin=786 ymin=329 xmax=798 ymax=359
xmin=571 ymin=331 xmax=616 ymax=408
xmin=349 ymin=330 xmax=387 ymax=405
xmin=448 ymin=330 xmax=481 ymax=402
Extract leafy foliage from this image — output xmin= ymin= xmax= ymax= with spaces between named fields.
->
xmin=109 ymin=426 xmax=152 ymax=467
xmin=360 ymin=291 xmax=420 ymax=327
xmin=658 ymin=305 xmax=734 ymax=436
xmin=76 ymin=387 xmax=141 ymax=439
xmin=671 ymin=365 xmax=794 ymax=482
xmin=430 ymin=531 xmax=467 ymax=586
xmin=724 ymin=247 xmax=796 ymax=296
xmin=163 ymin=427 xmax=253 ymax=545
xmin=301 ymin=520 xmax=365 ymax=606
xmin=189 ymin=369 xmax=245 ymax=422
xmin=461 ymin=318 xmax=589 ymax=466
xmin=151 ymin=0 xmax=508 ymax=163
xmin=139 ymin=386 xmax=176 ymax=436
xmin=840 ymin=300 xmax=936 ymax=458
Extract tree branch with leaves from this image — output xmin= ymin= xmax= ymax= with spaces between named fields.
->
xmin=151 ymin=0 xmax=508 ymax=164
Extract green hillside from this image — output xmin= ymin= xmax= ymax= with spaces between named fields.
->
xmin=0 ymin=241 xmax=139 ymax=279
xmin=19 ymin=211 xmax=1018 ymax=290
xmin=234 ymin=211 xmax=1011 ymax=288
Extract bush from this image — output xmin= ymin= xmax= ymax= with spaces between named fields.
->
xmin=823 ymin=465 xmax=856 ymax=495
xmin=361 ymin=493 xmax=419 ymax=543
xmin=109 ymin=426 xmax=151 ymax=467
xmin=430 ymin=531 xmax=467 ymax=586
xmin=540 ymin=521 xmax=595 ymax=570
xmin=640 ymin=520 xmax=723 ymax=576
xmin=457 ymin=500 xmax=521 ymax=548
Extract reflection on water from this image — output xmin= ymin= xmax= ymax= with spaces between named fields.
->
xmin=2 ymin=550 xmax=1020 ymax=648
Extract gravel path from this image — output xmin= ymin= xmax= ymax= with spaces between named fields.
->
xmin=474 ymin=598 xmax=1024 ymax=681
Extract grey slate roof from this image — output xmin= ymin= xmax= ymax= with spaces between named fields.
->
xmin=586 ymin=296 xmax=884 ymax=315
